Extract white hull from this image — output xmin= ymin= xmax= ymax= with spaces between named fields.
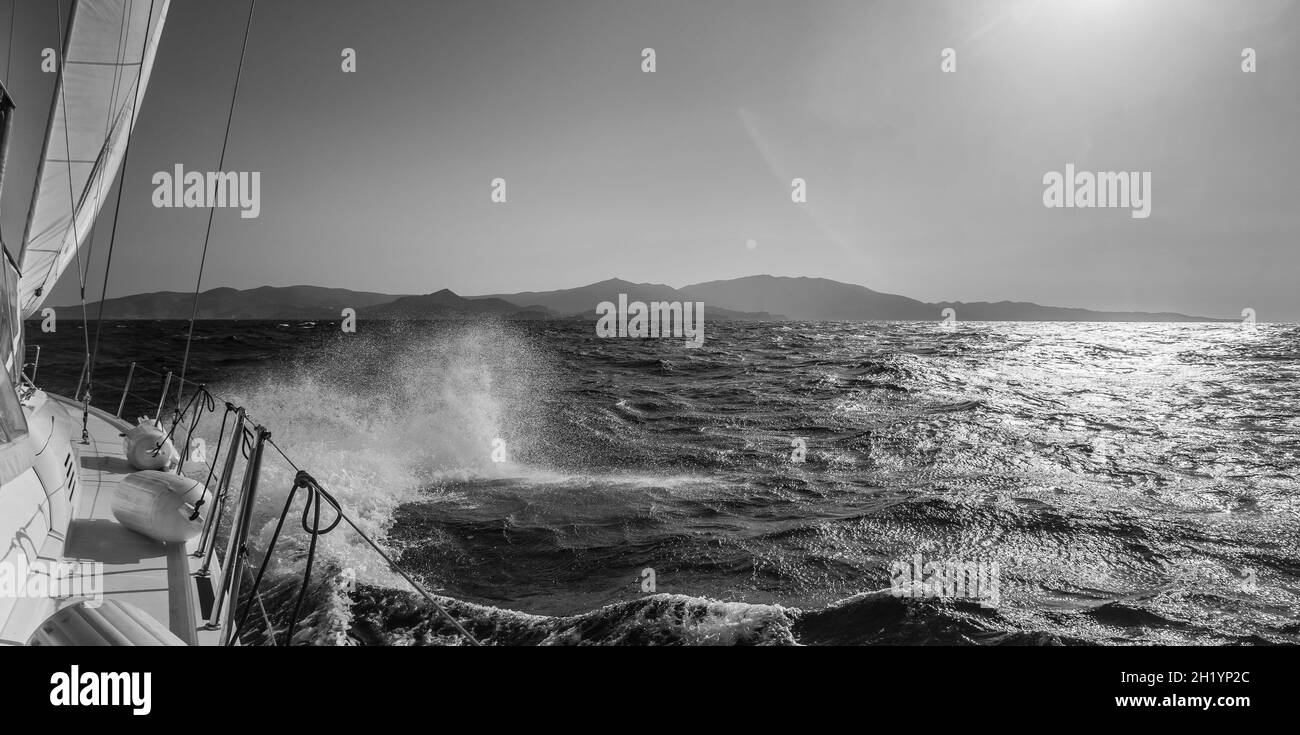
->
xmin=0 ymin=392 xmax=224 ymax=645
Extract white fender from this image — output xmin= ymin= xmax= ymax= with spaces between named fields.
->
xmin=28 ymin=598 xmax=186 ymax=646
xmin=111 ymin=470 xmax=209 ymax=543
xmin=122 ymin=418 xmax=178 ymax=471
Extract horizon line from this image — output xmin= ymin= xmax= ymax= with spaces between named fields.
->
xmin=41 ymin=273 xmax=1243 ymax=321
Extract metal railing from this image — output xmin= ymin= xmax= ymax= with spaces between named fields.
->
xmin=61 ymin=360 xmax=181 ymax=423
xmin=203 ymin=422 xmax=269 ymax=645
xmin=196 ymin=408 xmax=246 ymax=570
xmin=116 ymin=362 xmax=136 ymax=417
xmin=34 ymin=356 xmax=480 ymax=647
xmin=22 ymin=345 xmax=39 ymax=383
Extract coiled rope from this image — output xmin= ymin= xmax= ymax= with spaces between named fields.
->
xmin=234 ymin=439 xmax=483 ymax=646
xmin=231 ymin=469 xmax=341 ymax=646
xmin=190 ymin=401 xmax=238 ymax=522
xmin=152 ymin=383 xmax=215 ymax=462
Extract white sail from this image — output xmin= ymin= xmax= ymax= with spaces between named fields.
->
xmin=17 ymin=0 xmax=170 ymax=319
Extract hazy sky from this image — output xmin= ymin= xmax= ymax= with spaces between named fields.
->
xmin=1 ymin=0 xmax=1297 ymax=319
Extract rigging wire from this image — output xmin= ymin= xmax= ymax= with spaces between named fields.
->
xmin=51 ymin=1 xmax=95 ymax=444
xmin=153 ymin=382 xmax=213 ymax=459
xmin=52 ymin=1 xmax=92 ymax=361
xmin=261 ymin=437 xmax=483 ymax=646
xmin=177 ymin=0 xmax=256 ymax=407
xmin=52 ymin=1 xmax=93 ymax=381
xmin=231 ymin=468 xmax=342 ymax=646
xmin=190 ymin=401 xmax=236 ymax=522
xmin=88 ymin=0 xmax=157 ymax=390
xmin=37 ymin=0 xmax=480 ymax=647
xmin=24 ymin=1 xmax=79 ymax=316
xmin=120 ymin=372 xmax=485 ymax=646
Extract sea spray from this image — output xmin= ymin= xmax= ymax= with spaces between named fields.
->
xmin=194 ymin=320 xmax=554 ymax=633
xmin=123 ymin=319 xmax=1300 ymax=646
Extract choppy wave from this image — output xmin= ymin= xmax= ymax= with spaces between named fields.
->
xmin=32 ymin=319 xmax=1300 ymax=644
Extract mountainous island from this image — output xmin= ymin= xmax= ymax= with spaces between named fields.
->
xmin=48 ymin=276 xmax=1227 ymax=322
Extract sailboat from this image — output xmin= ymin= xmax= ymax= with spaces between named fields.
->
xmin=0 ymin=0 xmax=240 ymax=646
xmin=0 ymin=0 xmax=478 ymax=648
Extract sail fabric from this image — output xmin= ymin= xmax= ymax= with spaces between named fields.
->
xmin=17 ymin=0 xmax=170 ymax=319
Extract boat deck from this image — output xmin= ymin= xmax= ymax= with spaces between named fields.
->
xmin=52 ymin=396 xmax=223 ymax=646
